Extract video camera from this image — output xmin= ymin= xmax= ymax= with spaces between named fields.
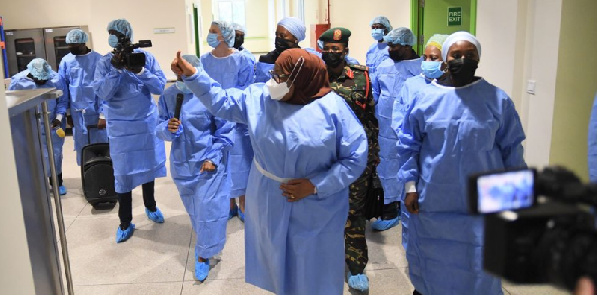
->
xmin=112 ymin=33 xmax=152 ymax=69
xmin=468 ymin=166 xmax=596 ymax=292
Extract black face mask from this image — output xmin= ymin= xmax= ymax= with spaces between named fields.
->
xmin=34 ymin=79 xmax=48 ymax=85
xmin=447 ymin=58 xmax=479 ymax=85
xmin=233 ymin=36 xmax=244 ymax=50
xmin=322 ymin=52 xmax=345 ymax=68
xmin=27 ymin=73 xmax=47 ymax=85
xmin=389 ymin=50 xmax=404 ymax=62
xmin=69 ymin=45 xmax=88 ymax=56
xmin=275 ymin=37 xmax=295 ymax=53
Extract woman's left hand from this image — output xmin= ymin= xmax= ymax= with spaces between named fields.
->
xmin=172 ymin=51 xmax=197 ymax=77
xmin=200 ymin=160 xmax=216 ymax=173
xmin=280 ymin=179 xmax=316 ymax=202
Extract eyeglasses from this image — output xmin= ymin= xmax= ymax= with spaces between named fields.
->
xmin=269 ymin=56 xmax=305 ymax=84
xmin=269 ymin=70 xmax=289 ymax=82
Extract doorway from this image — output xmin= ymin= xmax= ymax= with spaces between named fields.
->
xmin=411 ymin=0 xmax=477 ymax=55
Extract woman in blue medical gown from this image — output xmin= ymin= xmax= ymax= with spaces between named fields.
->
xmin=201 ymin=20 xmax=254 ymax=220
xmin=396 ymin=32 xmax=527 ymax=294
xmin=157 ymin=54 xmax=235 ymax=282
xmin=172 ymin=48 xmax=368 ymax=295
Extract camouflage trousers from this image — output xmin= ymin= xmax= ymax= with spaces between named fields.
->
xmin=345 ymin=163 xmax=373 ymax=275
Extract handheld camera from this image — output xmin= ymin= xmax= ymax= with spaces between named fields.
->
xmin=112 ymin=34 xmax=152 ymax=69
xmin=468 ymin=166 xmax=596 ymax=292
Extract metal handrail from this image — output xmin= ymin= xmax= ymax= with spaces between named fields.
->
xmin=40 ymin=101 xmax=74 ymax=295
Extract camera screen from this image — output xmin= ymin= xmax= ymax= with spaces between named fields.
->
xmin=477 ymin=169 xmax=535 ymax=213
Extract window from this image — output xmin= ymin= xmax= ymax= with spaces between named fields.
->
xmin=213 ymin=0 xmax=246 ymax=27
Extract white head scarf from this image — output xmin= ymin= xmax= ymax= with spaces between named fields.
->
xmin=442 ymin=31 xmax=481 ymax=62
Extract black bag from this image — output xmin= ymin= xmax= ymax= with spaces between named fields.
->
xmin=81 ymin=125 xmax=117 ymax=209
xmin=364 ymin=171 xmax=385 ymax=220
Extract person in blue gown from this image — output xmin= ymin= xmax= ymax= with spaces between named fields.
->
xmin=157 ymin=54 xmax=235 ymax=281
xmin=391 ymin=33 xmax=449 ymax=249
xmin=58 ymin=29 xmax=108 ymax=166
xmin=254 ymin=17 xmax=358 ymax=84
xmin=254 ymin=17 xmax=313 ymax=83
xmin=172 ymin=48 xmax=368 ymax=294
xmin=371 ymin=27 xmax=423 ymax=231
xmin=366 ymin=16 xmax=392 ymax=76
xmin=232 ymin=23 xmax=257 ymax=65
xmin=201 ymin=20 xmax=255 ymax=221
xmin=396 ymin=31 xmax=527 ymax=294
xmin=9 ymin=58 xmax=69 ymax=195
xmin=93 ymin=19 xmax=167 ymax=243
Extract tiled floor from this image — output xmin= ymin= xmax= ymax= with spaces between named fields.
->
xmin=53 ymin=136 xmax=569 ymax=295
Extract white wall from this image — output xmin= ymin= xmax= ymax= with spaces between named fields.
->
xmin=520 ymin=0 xmax=563 ymax=167
xmin=475 ymin=0 xmax=563 ymax=168
xmin=298 ymin=0 xmax=324 ymax=50
xmin=328 ymin=0 xmax=412 ymax=65
xmin=0 ymin=51 xmax=36 ymax=294
xmin=2 ymin=0 xmax=194 ymax=81
xmin=0 ymin=0 xmax=93 ymax=29
xmin=475 ymin=0 xmax=521 ymax=106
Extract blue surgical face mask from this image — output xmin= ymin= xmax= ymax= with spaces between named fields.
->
xmin=421 ymin=60 xmax=444 ymax=79
xmin=108 ymin=35 xmax=119 ymax=48
xmin=175 ymin=81 xmax=192 ymax=93
xmin=371 ymin=29 xmax=385 ymax=41
xmin=207 ymin=33 xmax=221 ymax=48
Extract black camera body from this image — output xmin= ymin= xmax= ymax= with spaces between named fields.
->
xmin=468 ymin=166 xmax=596 ymax=292
xmin=112 ymin=34 xmax=152 ymax=69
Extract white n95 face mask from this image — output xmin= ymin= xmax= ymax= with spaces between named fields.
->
xmin=266 ymin=57 xmax=305 ymax=101
xmin=266 ymin=78 xmax=290 ymax=100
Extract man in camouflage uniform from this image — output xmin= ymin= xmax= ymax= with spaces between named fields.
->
xmin=319 ymin=27 xmax=380 ymax=293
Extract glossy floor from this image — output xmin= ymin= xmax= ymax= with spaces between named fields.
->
xmin=54 ymin=136 xmax=568 ymax=295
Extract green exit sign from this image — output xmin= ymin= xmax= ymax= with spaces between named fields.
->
xmin=448 ymin=7 xmax=462 ymax=26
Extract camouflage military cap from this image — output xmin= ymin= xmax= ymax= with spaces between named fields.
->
xmin=319 ymin=27 xmax=351 ymax=45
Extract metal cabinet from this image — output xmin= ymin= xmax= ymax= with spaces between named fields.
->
xmin=5 ymin=26 xmax=90 ymax=77
xmin=5 ymin=28 xmax=45 ymax=77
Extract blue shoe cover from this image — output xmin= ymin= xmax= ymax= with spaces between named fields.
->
xmin=371 ymin=216 xmax=400 ymax=231
xmin=238 ymin=209 xmax=245 ymax=223
xmin=116 ymin=223 xmax=135 ymax=243
xmin=228 ymin=205 xmax=238 ymax=220
xmin=347 ymin=272 xmax=369 ymax=291
xmin=195 ymin=258 xmax=210 ymax=281
xmin=146 ymin=207 xmax=165 ymax=223
xmin=59 ymin=185 xmax=67 ymax=195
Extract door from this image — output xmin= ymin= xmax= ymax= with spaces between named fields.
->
xmin=193 ymin=4 xmax=201 ymax=57
xmin=5 ymin=29 xmax=45 ymax=77
xmin=411 ymin=0 xmax=477 ymax=55
xmin=43 ymin=26 xmax=89 ymax=71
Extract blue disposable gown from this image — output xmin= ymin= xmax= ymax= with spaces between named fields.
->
xmin=183 ymin=69 xmax=368 ymax=294
xmin=253 ymin=61 xmax=273 ymax=84
xmin=93 ymin=49 xmax=167 ymax=193
xmin=9 ymin=70 xmax=68 ymax=176
xmin=156 ymin=85 xmax=235 ymax=258
xmin=366 ymin=42 xmax=389 ymax=76
xmin=240 ymin=47 xmax=257 ymax=65
xmin=58 ymin=51 xmax=108 ymax=165
xmin=372 ymin=57 xmax=422 ymax=203
xmin=201 ymin=51 xmax=255 ymax=197
xmin=390 ymin=74 xmax=434 ymax=249
xmin=588 ymin=96 xmax=597 ymax=182
xmin=396 ymin=78 xmax=526 ymax=294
